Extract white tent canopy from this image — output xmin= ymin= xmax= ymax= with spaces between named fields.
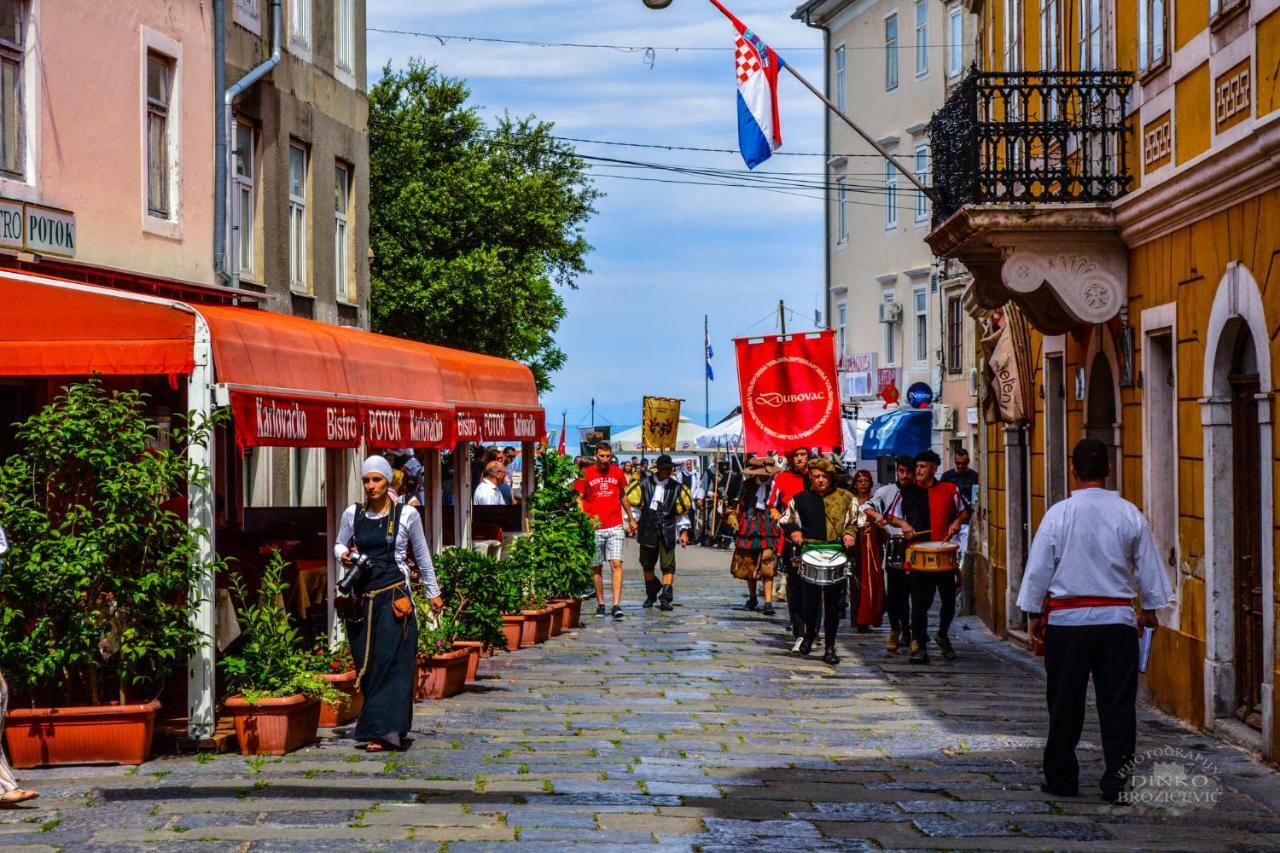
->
xmin=610 ymin=417 xmax=712 ymax=455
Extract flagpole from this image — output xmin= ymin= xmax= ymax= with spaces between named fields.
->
xmin=704 ymin=314 xmax=710 ymax=429
xmin=780 ymin=63 xmax=939 ymax=204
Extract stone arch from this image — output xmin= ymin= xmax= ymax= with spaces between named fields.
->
xmin=1083 ymin=324 xmax=1123 ymax=492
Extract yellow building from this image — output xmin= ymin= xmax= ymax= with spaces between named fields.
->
xmin=927 ymin=0 xmax=1280 ymax=761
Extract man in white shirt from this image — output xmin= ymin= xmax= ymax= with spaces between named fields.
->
xmin=472 ymin=461 xmax=508 ymax=506
xmin=1017 ymin=439 xmax=1173 ymax=803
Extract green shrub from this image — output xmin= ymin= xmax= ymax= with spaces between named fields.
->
xmin=516 ymin=452 xmax=594 ymax=600
xmin=432 ymin=548 xmax=506 ymax=651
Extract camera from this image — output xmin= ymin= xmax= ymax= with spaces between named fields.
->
xmin=337 ymin=551 xmax=372 ymax=596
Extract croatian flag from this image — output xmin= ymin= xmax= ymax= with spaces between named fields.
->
xmin=705 ymin=331 xmax=715 ymax=381
xmin=709 ymin=0 xmax=783 ymax=169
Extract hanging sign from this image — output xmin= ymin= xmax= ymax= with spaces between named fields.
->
xmin=455 ymin=408 xmax=546 ymax=443
xmin=229 ymin=390 xmax=362 ymax=449
xmin=363 ymin=404 xmax=455 ymax=450
xmin=734 ymin=330 xmax=842 ymax=454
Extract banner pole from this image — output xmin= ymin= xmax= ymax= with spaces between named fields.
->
xmin=779 ymin=299 xmax=786 ymax=336
xmin=704 ymin=314 xmax=710 ymax=429
xmin=781 ymin=63 xmax=938 ymax=204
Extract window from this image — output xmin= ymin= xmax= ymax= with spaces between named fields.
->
xmin=837 ymin=303 xmax=847 ymax=355
xmin=885 ymin=14 xmax=899 ymax=90
xmin=289 ymin=144 xmax=308 ymax=292
xmin=884 ymin=160 xmax=898 ymax=229
xmin=233 ymin=0 xmax=261 ymax=35
xmin=0 ymin=0 xmax=24 ymax=179
xmin=914 ymin=145 xmax=929 ymax=223
xmin=946 ymin=295 xmax=963 ymax=373
xmin=915 ymin=0 xmax=928 ymax=76
xmin=145 ymin=53 xmax=173 ymax=219
xmin=836 ymin=176 xmax=848 ymax=243
xmin=289 ymin=0 xmax=311 ymax=54
xmin=334 ymin=162 xmax=352 ymax=303
xmin=1210 ymin=0 xmax=1246 ymax=19
xmin=913 ymin=287 xmax=928 ymax=365
xmin=1003 ymin=0 xmax=1023 ymax=72
xmin=335 ymin=0 xmax=354 ymax=73
xmin=1139 ymin=0 xmax=1166 ymax=72
xmin=947 ymin=6 xmax=964 ymax=78
xmin=1142 ymin=324 xmax=1177 ymax=599
xmin=1040 ymin=0 xmax=1060 ymax=70
xmin=1045 ymin=353 xmax=1067 ymax=506
xmin=1080 ymin=0 xmax=1103 ymax=71
xmin=233 ymin=120 xmax=255 ymax=277
xmin=883 ymin=291 xmax=897 ymax=366
xmin=835 ymin=46 xmax=846 ymax=111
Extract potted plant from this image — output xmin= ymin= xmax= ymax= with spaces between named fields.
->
xmin=219 ymin=552 xmax=342 ymax=755
xmin=307 ymin=639 xmax=361 ymax=728
xmin=514 ymin=452 xmax=596 ymax=631
xmin=413 ymin=607 xmax=468 ymax=700
xmin=433 ymin=547 xmax=507 ymax=676
xmin=0 ymin=381 xmax=221 ymax=768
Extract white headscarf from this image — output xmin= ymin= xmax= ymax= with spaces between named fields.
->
xmin=361 ymin=455 xmax=393 ymax=482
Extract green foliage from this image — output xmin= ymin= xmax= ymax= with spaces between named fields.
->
xmin=432 ymin=548 xmax=506 ymax=652
xmin=415 ymin=607 xmax=456 ymax=659
xmin=219 ymin=551 xmax=340 ymax=706
xmin=304 ymin=636 xmax=353 ymax=676
xmin=0 ymin=380 xmax=221 ymax=706
xmin=368 ymin=60 xmax=600 ymax=391
xmin=510 ymin=452 xmax=595 ymax=600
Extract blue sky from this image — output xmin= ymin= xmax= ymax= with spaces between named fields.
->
xmin=368 ymin=0 xmax=827 ymax=431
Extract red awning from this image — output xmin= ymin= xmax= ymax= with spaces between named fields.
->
xmin=0 ymin=273 xmax=195 ymax=377
xmin=0 ymin=274 xmax=544 ymax=448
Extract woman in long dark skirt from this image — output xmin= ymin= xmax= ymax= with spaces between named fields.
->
xmin=334 ymin=456 xmax=442 ymax=752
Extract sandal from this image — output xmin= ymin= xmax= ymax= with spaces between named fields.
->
xmin=364 ymin=741 xmax=386 ymax=753
xmin=0 ymin=790 xmax=38 ymax=806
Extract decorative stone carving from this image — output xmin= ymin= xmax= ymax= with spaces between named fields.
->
xmin=999 ymin=237 xmax=1127 ymax=328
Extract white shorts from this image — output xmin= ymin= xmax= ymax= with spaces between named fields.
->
xmin=593 ymin=525 xmax=626 ymax=566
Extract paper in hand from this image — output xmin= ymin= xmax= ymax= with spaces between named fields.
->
xmin=1138 ymin=626 xmax=1154 ymax=673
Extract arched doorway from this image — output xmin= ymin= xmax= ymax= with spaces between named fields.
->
xmin=1227 ymin=323 xmax=1263 ymax=729
xmin=1085 ymin=352 xmax=1119 ymax=489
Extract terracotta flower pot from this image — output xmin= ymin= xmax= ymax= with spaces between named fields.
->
xmin=562 ymin=597 xmax=583 ymax=629
xmin=414 ymin=648 xmax=469 ymax=700
xmin=500 ymin=613 xmax=524 ymax=651
xmin=4 ymin=699 xmax=161 ymax=769
xmin=318 ymin=670 xmax=363 ymax=728
xmin=547 ymin=601 xmax=567 ymax=637
xmin=224 ymin=694 xmax=320 ymax=756
xmin=520 ymin=608 xmax=553 ymax=645
xmin=453 ymin=641 xmax=483 ymax=682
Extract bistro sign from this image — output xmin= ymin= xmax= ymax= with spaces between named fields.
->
xmin=0 ymin=198 xmax=76 ymax=257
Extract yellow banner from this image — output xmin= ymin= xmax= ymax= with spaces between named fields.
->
xmin=642 ymin=396 xmax=682 ymax=451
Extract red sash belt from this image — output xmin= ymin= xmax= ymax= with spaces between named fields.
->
xmin=1032 ymin=596 xmax=1134 ymax=656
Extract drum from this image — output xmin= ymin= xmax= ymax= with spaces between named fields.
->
xmin=906 ymin=541 xmax=960 ymax=572
xmin=798 ymin=545 xmax=850 ymax=586
xmin=883 ymin=537 xmax=908 ymax=571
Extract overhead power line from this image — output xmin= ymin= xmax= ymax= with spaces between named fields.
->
xmin=547 ymin=134 xmax=889 ymax=159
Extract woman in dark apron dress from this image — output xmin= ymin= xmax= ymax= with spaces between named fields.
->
xmin=335 ymin=456 xmax=442 ymax=752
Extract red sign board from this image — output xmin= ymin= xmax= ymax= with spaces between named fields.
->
xmin=455 ymin=408 xmax=546 ymax=443
xmin=230 ymin=390 xmax=362 ymax=449
xmin=733 ymin=330 xmax=842 ymax=454
xmin=364 ymin=404 xmax=454 ymax=450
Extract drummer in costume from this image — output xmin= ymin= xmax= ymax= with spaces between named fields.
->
xmin=1017 ymin=439 xmax=1171 ymax=801
xmin=872 ymin=456 xmax=917 ymax=651
xmin=777 ymin=459 xmax=857 ymax=665
xmin=334 ymin=456 xmax=443 ymax=752
xmin=894 ymin=450 xmax=969 ymax=664
xmin=849 ymin=470 xmax=887 ymax=632
xmin=730 ymin=457 xmax=782 ymax=615
xmin=626 ymin=455 xmax=694 ymax=612
xmin=769 ymin=447 xmax=812 ymax=652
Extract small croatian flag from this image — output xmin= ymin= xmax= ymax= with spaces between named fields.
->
xmin=705 ymin=331 xmax=715 ymax=381
xmin=709 ymin=0 xmax=783 ymax=169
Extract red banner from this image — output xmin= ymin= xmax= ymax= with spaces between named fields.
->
xmin=230 ymin=390 xmax=362 ymax=449
xmin=734 ymin=330 xmax=842 ymax=454
xmin=455 ymin=408 xmax=546 ymax=443
xmin=364 ymin=404 xmax=455 ymax=450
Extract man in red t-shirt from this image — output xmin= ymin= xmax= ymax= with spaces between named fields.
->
xmin=574 ymin=442 xmax=635 ymax=619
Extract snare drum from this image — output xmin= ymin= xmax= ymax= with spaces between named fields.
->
xmin=905 ymin=541 xmax=960 ymax=572
xmin=883 ymin=537 xmax=908 ymax=571
xmin=798 ymin=545 xmax=850 ymax=586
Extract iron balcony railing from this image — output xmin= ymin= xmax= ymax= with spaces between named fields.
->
xmin=928 ymin=68 xmax=1135 ymax=225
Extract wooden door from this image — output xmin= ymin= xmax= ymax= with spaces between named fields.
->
xmin=1230 ymin=370 xmax=1263 ymax=730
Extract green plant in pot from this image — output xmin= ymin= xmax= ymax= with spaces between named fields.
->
xmin=517 ymin=451 xmax=595 ymax=600
xmin=219 ymin=551 xmax=343 ymax=755
xmin=431 ymin=548 xmax=506 ymax=652
xmin=0 ymin=380 xmax=222 ymax=766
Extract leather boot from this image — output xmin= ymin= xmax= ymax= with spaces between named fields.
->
xmin=642 ymin=578 xmax=660 ymax=608
xmin=823 ymin=645 xmax=840 ymax=665
xmin=658 ymin=584 xmax=674 ymax=611
xmin=885 ymin=630 xmax=900 ymax=652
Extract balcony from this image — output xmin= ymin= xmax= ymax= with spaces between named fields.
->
xmin=925 ymin=69 xmax=1135 ymax=333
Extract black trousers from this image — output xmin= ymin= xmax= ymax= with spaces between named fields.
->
xmin=800 ymin=579 xmax=845 ymax=648
xmin=1043 ymin=623 xmax=1138 ymax=796
xmin=909 ymin=570 xmax=957 ymax=648
xmin=786 ymin=570 xmax=806 ymax=638
xmin=885 ymin=568 xmax=912 ymax=641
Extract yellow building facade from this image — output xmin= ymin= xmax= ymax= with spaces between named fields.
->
xmin=928 ymin=0 xmax=1280 ymax=760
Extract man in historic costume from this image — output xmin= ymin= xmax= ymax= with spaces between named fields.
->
xmin=1018 ymin=439 xmax=1172 ymax=802
xmin=730 ymin=457 xmax=782 ymax=616
xmin=778 ymin=459 xmax=857 ymax=665
xmin=895 ymin=450 xmax=969 ymax=664
xmin=335 ymin=456 xmax=442 ymax=752
xmin=872 ymin=455 xmax=917 ymax=652
xmin=626 ymin=455 xmax=694 ymax=612
xmin=769 ymin=447 xmax=812 ymax=651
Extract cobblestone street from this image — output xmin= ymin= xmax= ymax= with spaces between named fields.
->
xmin=5 ymin=541 xmax=1279 ymax=851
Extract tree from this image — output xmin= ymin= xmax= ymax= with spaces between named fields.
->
xmin=368 ymin=60 xmax=600 ymax=391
